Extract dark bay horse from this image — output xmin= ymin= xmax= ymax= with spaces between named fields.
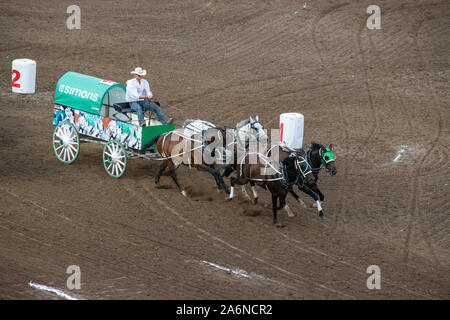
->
xmin=305 ymin=142 xmax=337 ymax=201
xmin=143 ymin=127 xmax=229 ymax=196
xmin=227 ymin=150 xmax=315 ymax=225
xmin=273 ymin=142 xmax=337 ymax=218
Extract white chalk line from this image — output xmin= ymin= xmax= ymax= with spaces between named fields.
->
xmin=143 ymin=184 xmax=355 ymax=299
xmin=201 ymin=260 xmax=293 ymax=288
xmin=201 ymin=260 xmax=253 ymax=279
xmin=28 ymin=282 xmax=79 ymax=300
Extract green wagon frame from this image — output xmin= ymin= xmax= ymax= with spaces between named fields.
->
xmin=52 ymin=72 xmax=174 ymax=177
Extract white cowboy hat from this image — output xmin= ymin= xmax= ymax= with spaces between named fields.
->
xmin=131 ymin=67 xmax=147 ymax=76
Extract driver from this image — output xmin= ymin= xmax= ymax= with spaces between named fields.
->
xmin=125 ymin=67 xmax=173 ymax=127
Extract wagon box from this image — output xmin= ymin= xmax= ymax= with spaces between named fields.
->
xmin=52 ymin=71 xmax=174 ymax=177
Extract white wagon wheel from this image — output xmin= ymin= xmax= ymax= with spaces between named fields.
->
xmin=52 ymin=121 xmax=79 ymax=164
xmin=103 ymin=140 xmax=127 ymax=178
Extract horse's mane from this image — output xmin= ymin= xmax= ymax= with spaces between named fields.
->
xmin=182 ymin=119 xmax=195 ymax=127
xmin=236 ymin=118 xmax=250 ymax=129
xmin=311 ymin=142 xmax=325 ymax=151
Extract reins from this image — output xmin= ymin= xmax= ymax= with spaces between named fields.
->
xmin=240 ymin=152 xmax=284 ymax=182
xmin=153 ymin=131 xmax=204 ymax=161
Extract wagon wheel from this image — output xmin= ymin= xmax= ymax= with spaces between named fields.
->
xmin=52 ymin=121 xmax=79 ymax=164
xmin=103 ymin=140 xmax=127 ymax=178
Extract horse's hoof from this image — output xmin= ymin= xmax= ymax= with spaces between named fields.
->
xmin=225 ymin=197 xmax=233 ymax=201
xmin=252 ymin=197 xmax=258 ymax=205
xmin=181 ymin=190 xmax=188 ymax=197
xmin=319 ymin=211 xmax=324 ymax=219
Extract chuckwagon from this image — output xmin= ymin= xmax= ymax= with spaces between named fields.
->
xmin=52 ymin=72 xmax=174 ymax=177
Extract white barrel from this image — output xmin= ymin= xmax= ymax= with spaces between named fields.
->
xmin=280 ymin=113 xmax=304 ymax=149
xmin=12 ymin=59 xmax=36 ymax=94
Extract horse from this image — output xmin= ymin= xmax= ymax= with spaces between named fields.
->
xmin=267 ymin=143 xmax=336 ymax=218
xmin=233 ymin=115 xmax=268 ymax=150
xmin=182 ymin=115 xmax=269 ymax=179
xmin=227 ymin=149 xmax=315 ymax=225
xmin=182 ymin=116 xmax=268 ymax=152
xmin=304 ymin=142 xmax=337 ymax=201
xmin=142 ymin=126 xmax=230 ymax=196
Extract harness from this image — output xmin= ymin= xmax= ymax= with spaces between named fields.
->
xmin=154 ymin=131 xmax=203 ymax=167
xmin=280 ymin=161 xmax=300 ymax=188
xmin=201 ymin=128 xmax=231 ymax=163
xmin=240 ymin=152 xmax=310 ymax=189
xmin=263 ymin=144 xmax=312 ymax=188
xmin=240 ymin=152 xmax=283 ymax=182
xmin=307 ymin=149 xmax=322 ymax=174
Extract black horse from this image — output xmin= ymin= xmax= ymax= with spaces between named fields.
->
xmin=287 ymin=142 xmax=337 ymax=218
xmin=306 ymin=142 xmax=337 ymax=198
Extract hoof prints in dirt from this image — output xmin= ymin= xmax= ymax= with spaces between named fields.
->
xmin=184 ymin=186 xmax=215 ymax=201
xmin=242 ymin=208 xmax=262 ymax=217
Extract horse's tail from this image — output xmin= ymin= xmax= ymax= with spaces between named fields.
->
xmin=142 ymin=134 xmax=162 ymax=151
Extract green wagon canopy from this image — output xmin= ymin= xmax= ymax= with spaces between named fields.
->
xmin=54 ymin=72 xmax=126 ymax=115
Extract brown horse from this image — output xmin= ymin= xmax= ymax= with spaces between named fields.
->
xmin=143 ymin=127 xmax=230 ymax=196
xmin=227 ymin=150 xmax=315 ymax=225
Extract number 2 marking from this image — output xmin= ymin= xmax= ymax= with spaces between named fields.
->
xmin=12 ymin=69 xmax=21 ymax=88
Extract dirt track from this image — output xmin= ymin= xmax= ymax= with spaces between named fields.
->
xmin=0 ymin=0 xmax=449 ymax=299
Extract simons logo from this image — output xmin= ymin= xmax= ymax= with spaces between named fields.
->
xmin=58 ymin=84 xmax=99 ymax=102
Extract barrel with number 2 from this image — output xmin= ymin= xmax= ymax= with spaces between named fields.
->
xmin=12 ymin=58 xmax=36 ymax=94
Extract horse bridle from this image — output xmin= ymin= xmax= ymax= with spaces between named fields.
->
xmin=250 ymin=120 xmax=266 ymax=140
xmin=319 ymin=147 xmax=336 ymax=166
